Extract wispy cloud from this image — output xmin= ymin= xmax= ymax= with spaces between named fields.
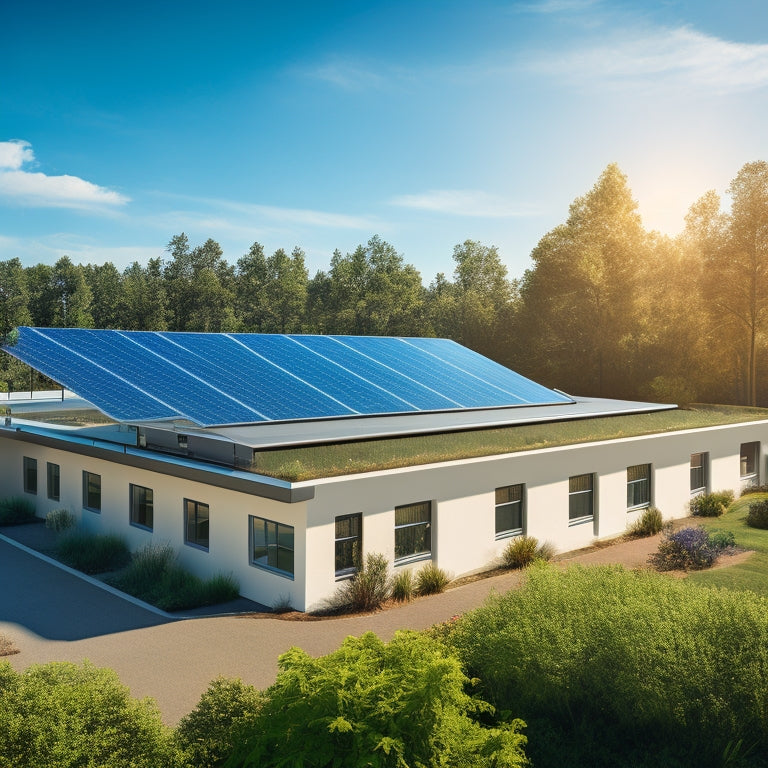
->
xmin=156 ymin=192 xmax=380 ymax=231
xmin=0 ymin=140 xmax=129 ymax=210
xmin=308 ymin=60 xmax=389 ymax=91
xmin=390 ymin=189 xmax=541 ymax=218
xmin=529 ymin=26 xmax=768 ymax=92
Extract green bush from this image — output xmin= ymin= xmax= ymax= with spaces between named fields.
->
xmin=176 ymin=677 xmax=262 ymax=768
xmin=333 ymin=552 xmax=391 ymax=612
xmin=45 ymin=508 xmax=76 ymax=533
xmin=0 ymin=660 xmax=173 ymax=767
xmin=748 ymin=499 xmax=768 ymax=529
xmin=627 ymin=506 xmax=663 ymax=537
xmin=446 ymin=563 xmax=768 ymax=767
xmin=391 ymin=569 xmax=414 ymax=602
xmin=110 ymin=544 xmax=239 ymax=611
xmin=415 ymin=562 xmax=450 ymax=595
xmin=228 ymin=631 xmax=528 ymax=768
xmin=0 ymin=496 xmax=36 ymax=526
xmin=502 ymin=535 xmax=555 ymax=569
xmin=55 ymin=531 xmax=131 ymax=574
xmin=649 ymin=526 xmax=721 ymax=571
xmin=689 ymin=490 xmax=734 ymax=517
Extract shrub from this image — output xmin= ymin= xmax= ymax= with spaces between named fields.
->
xmin=0 ymin=660 xmax=173 ymax=767
xmin=55 ymin=531 xmax=131 ymax=574
xmin=709 ymin=530 xmax=737 ymax=550
xmin=741 ymin=483 xmax=768 ymax=497
xmin=445 ymin=563 xmax=768 ymax=767
xmin=176 ymin=677 xmax=262 ymax=768
xmin=502 ymin=535 xmax=555 ymax=569
xmin=271 ymin=594 xmax=293 ymax=613
xmin=110 ymin=544 xmax=239 ymax=611
xmin=333 ymin=552 xmax=391 ymax=612
xmin=415 ymin=563 xmax=450 ymax=595
xmin=649 ymin=526 xmax=720 ymax=571
xmin=689 ymin=490 xmax=734 ymax=517
xmin=627 ymin=506 xmax=663 ymax=537
xmin=229 ymin=631 xmax=528 ymax=768
xmin=0 ymin=496 xmax=36 ymax=526
xmin=45 ymin=508 xmax=76 ymax=533
xmin=392 ymin=569 xmax=414 ymax=602
xmin=0 ymin=634 xmax=18 ymax=657
xmin=748 ymin=499 xmax=768 ymax=529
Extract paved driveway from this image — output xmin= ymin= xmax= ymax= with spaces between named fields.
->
xmin=0 ymin=530 xmax=663 ymax=725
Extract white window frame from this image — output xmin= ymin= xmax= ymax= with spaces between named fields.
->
xmin=495 ymin=484 xmax=524 ymax=539
xmin=626 ymin=464 xmax=651 ymax=511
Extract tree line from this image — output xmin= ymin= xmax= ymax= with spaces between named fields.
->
xmin=2 ymin=160 xmax=768 ymax=406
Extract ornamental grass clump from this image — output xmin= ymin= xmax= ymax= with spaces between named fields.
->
xmin=689 ymin=490 xmax=734 ymax=517
xmin=626 ymin=506 xmax=663 ymax=538
xmin=649 ymin=526 xmax=732 ymax=571
xmin=747 ymin=499 xmax=768 ymax=529
xmin=45 ymin=508 xmax=76 ymax=533
xmin=415 ymin=563 xmax=450 ymax=595
xmin=334 ymin=552 xmax=391 ymax=612
xmin=55 ymin=531 xmax=131 ymax=574
xmin=391 ymin=569 xmax=415 ymax=602
xmin=0 ymin=497 xmax=36 ymax=526
xmin=502 ymin=536 xmax=556 ymax=569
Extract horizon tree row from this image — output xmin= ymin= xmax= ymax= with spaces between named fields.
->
xmin=1 ymin=160 xmax=767 ymax=407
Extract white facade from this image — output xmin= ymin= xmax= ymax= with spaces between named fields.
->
xmin=2 ymin=418 xmax=766 ymax=612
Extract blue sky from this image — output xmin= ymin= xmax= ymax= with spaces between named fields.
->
xmin=2 ymin=0 xmax=767 ymax=281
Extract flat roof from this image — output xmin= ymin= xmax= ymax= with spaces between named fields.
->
xmin=162 ymin=396 xmax=677 ymax=449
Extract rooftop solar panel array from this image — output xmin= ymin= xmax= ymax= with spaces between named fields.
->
xmin=3 ymin=327 xmax=573 ymax=427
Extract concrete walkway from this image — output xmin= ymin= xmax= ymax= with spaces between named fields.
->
xmin=0 ymin=527 xmax=663 ymax=725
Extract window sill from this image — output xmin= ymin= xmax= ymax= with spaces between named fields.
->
xmin=394 ymin=552 xmax=432 ymax=567
xmin=568 ymin=516 xmax=594 ymax=527
xmin=185 ymin=541 xmax=209 ymax=553
xmin=495 ymin=529 xmax=523 ymax=540
xmin=130 ymin=522 xmax=153 ymax=532
xmin=627 ymin=504 xmax=650 ymax=513
xmin=249 ymin=561 xmax=294 ymax=580
xmin=83 ymin=507 xmax=101 ymax=514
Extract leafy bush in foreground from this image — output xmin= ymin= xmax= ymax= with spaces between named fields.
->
xmin=110 ymin=543 xmax=239 ymax=611
xmin=626 ymin=506 xmax=663 ymax=537
xmin=229 ymin=631 xmax=528 ymax=768
xmin=689 ymin=490 xmax=734 ymax=517
xmin=445 ymin=563 xmax=768 ymax=767
xmin=55 ymin=531 xmax=131 ymax=574
xmin=0 ymin=660 xmax=173 ymax=768
xmin=0 ymin=496 xmax=36 ymax=526
xmin=748 ymin=499 xmax=768 ymax=529
xmin=176 ymin=677 xmax=262 ymax=768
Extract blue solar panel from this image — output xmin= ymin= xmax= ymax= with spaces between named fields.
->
xmin=2 ymin=328 xmax=573 ymax=426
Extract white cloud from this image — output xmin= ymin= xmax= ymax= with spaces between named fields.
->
xmin=308 ymin=61 xmax=388 ymax=91
xmin=0 ymin=140 xmax=35 ymax=170
xmin=390 ymin=189 xmax=541 ymax=218
xmin=0 ymin=140 xmax=129 ymax=210
xmin=529 ymin=26 xmax=768 ymax=92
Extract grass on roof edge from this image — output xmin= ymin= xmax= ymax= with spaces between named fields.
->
xmin=251 ymin=404 xmax=768 ymax=483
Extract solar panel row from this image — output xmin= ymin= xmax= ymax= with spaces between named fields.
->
xmin=4 ymin=327 xmax=573 ymax=426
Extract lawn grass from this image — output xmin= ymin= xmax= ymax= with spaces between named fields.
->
xmin=687 ymin=492 xmax=768 ymax=596
xmin=252 ymin=404 xmax=768 ymax=481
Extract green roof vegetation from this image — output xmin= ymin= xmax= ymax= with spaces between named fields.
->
xmin=252 ymin=404 xmax=768 ymax=482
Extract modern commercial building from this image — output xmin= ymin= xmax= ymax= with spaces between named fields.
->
xmin=2 ymin=327 xmax=766 ymax=611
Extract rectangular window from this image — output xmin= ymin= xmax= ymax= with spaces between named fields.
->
xmin=82 ymin=471 xmax=101 ymax=512
xmin=23 ymin=457 xmax=37 ymax=495
xmin=335 ymin=513 xmax=362 ymax=576
xmin=569 ymin=474 xmax=594 ymax=523
xmin=395 ymin=501 xmax=431 ymax=562
xmin=185 ymin=499 xmax=210 ymax=550
xmin=495 ymin=484 xmax=524 ymax=538
xmin=250 ymin=516 xmax=294 ymax=577
xmin=47 ymin=462 xmax=60 ymax=501
xmin=690 ymin=453 xmax=708 ymax=496
xmin=129 ymin=484 xmax=153 ymax=530
xmin=740 ymin=442 xmax=760 ymax=489
xmin=627 ymin=464 xmax=651 ymax=510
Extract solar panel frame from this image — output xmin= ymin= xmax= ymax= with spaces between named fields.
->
xmin=3 ymin=327 xmax=575 ymax=427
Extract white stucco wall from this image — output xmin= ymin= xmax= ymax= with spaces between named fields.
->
xmin=2 ymin=417 xmax=767 ymax=612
